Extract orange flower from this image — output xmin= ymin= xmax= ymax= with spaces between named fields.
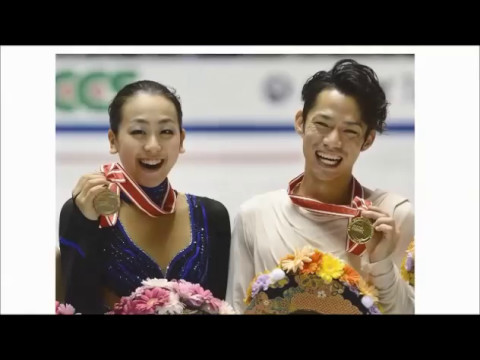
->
xmin=340 ymin=264 xmax=361 ymax=286
xmin=310 ymin=250 xmax=322 ymax=263
xmin=300 ymin=251 xmax=322 ymax=274
xmin=300 ymin=262 xmax=318 ymax=274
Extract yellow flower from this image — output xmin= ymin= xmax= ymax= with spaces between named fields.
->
xmin=357 ymin=278 xmax=379 ymax=303
xmin=244 ymin=277 xmax=255 ymax=304
xmin=400 ymin=239 xmax=415 ymax=286
xmin=401 ymin=256 xmax=410 ymax=282
xmin=281 ymin=246 xmax=315 ymax=273
xmin=407 ymin=239 xmax=415 ymax=255
xmin=270 ymin=277 xmax=289 ymax=289
xmin=377 ymin=303 xmax=385 ymax=313
xmin=316 ymin=253 xmax=345 ymax=284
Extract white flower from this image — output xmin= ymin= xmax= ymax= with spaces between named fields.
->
xmin=142 ymin=278 xmax=173 ymax=289
xmin=156 ymin=292 xmax=184 ymax=314
xmin=156 ymin=303 xmax=184 ymax=314
xmin=270 ymin=268 xmax=286 ymax=282
xmin=281 ymin=246 xmax=315 ymax=273
xmin=361 ymin=295 xmax=375 ymax=309
xmin=218 ymin=301 xmax=237 ymax=314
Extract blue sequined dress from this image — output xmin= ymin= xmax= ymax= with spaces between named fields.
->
xmin=58 ymin=182 xmax=231 ymax=314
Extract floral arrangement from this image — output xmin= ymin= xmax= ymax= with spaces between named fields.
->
xmin=244 ymin=245 xmax=382 ymax=315
xmin=401 ymin=239 xmax=415 ymax=287
xmin=56 ymin=279 xmax=236 ymax=315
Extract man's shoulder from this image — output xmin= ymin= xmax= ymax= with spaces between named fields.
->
xmin=368 ymin=188 xmax=414 ymax=218
xmin=238 ymin=189 xmax=287 ymax=216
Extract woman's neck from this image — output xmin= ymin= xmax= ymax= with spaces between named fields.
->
xmin=120 ymin=178 xmax=170 ymax=205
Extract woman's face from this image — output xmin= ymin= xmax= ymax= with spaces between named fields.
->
xmin=108 ymin=93 xmax=185 ymax=187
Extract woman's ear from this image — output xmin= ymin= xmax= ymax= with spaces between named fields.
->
xmin=179 ymin=128 xmax=186 ymax=154
xmin=108 ymin=129 xmax=118 ymax=154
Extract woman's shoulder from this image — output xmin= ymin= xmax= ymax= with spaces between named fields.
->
xmin=60 ymin=197 xmax=75 ymax=214
xmin=185 ymin=193 xmax=229 ymax=217
xmin=59 ymin=198 xmax=76 ymax=227
xmin=60 ymin=197 xmax=86 ymax=222
xmin=59 ymin=197 xmax=99 ymax=235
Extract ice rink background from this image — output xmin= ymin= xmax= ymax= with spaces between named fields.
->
xmin=56 ymin=54 xmax=414 ymax=229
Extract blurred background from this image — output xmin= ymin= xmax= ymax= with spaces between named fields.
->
xmin=56 ymin=54 xmax=414 ymax=229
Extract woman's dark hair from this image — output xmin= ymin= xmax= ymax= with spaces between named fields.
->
xmin=108 ymin=80 xmax=183 ymax=134
xmin=301 ymin=59 xmax=388 ymax=135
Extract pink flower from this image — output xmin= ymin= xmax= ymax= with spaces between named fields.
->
xmin=201 ymin=297 xmax=223 ymax=314
xmin=171 ymin=280 xmax=213 ymax=308
xmin=56 ymin=301 xmax=76 ymax=315
xmin=131 ymin=287 xmax=171 ymax=315
xmin=112 ymin=296 xmax=136 ymax=315
xmin=172 ymin=279 xmax=195 ymax=298
xmin=190 ymin=283 xmax=213 ymax=299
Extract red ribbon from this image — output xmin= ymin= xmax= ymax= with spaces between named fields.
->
xmin=288 ymin=173 xmax=371 ymax=256
xmin=98 ymin=162 xmax=176 ymax=228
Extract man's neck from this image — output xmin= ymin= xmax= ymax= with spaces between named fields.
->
xmin=296 ymin=172 xmax=353 ymax=205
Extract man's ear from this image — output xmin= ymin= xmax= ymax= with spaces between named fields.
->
xmin=294 ymin=110 xmax=305 ymax=136
xmin=108 ymin=129 xmax=118 ymax=154
xmin=361 ymin=130 xmax=376 ymax=151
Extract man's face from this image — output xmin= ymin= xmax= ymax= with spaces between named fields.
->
xmin=295 ymin=88 xmax=375 ymax=182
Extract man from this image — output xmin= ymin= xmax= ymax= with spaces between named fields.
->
xmin=226 ymin=59 xmax=414 ymax=314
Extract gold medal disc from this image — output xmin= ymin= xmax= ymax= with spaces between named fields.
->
xmin=93 ymin=189 xmax=120 ymax=215
xmin=347 ymin=217 xmax=374 ymax=244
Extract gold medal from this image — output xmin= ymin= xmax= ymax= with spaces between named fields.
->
xmin=347 ymin=217 xmax=374 ymax=244
xmin=93 ymin=189 xmax=120 ymax=215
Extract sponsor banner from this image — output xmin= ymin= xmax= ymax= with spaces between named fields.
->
xmin=56 ymin=55 xmax=414 ymax=129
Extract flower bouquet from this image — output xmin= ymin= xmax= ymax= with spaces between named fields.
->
xmin=56 ymin=279 xmax=236 ymax=315
xmin=244 ymin=246 xmax=382 ymax=315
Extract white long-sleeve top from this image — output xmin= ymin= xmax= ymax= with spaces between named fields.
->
xmin=226 ymin=187 xmax=415 ymax=314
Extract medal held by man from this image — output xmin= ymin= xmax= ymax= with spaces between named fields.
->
xmin=347 ymin=216 xmax=374 ymax=244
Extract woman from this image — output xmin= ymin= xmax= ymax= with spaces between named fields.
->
xmin=58 ymin=80 xmax=231 ymax=314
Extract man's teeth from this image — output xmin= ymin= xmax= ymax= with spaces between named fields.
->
xmin=140 ymin=159 xmax=162 ymax=165
xmin=315 ymin=152 xmax=342 ymax=161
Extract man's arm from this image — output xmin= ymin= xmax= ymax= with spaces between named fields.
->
xmin=364 ymin=200 xmax=415 ymax=314
xmin=225 ymin=209 xmax=255 ymax=314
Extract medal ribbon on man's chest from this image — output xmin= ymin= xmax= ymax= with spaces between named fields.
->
xmin=288 ymin=173 xmax=371 ymax=256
